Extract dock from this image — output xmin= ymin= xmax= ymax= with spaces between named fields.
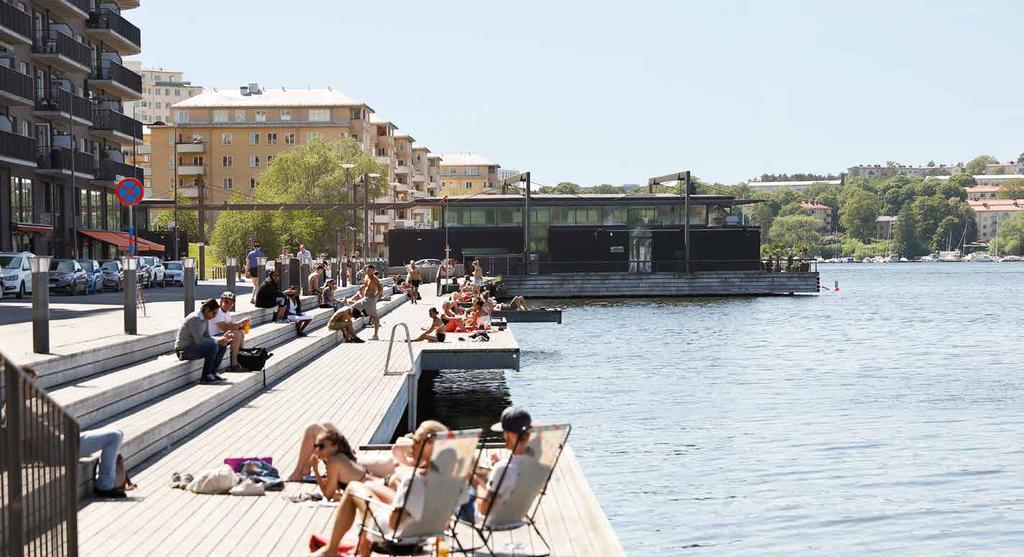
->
xmin=44 ymin=286 xmax=624 ymax=555
xmin=502 ymin=270 xmax=820 ymax=297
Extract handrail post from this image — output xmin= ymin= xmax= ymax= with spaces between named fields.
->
xmin=4 ymin=362 xmax=26 ymax=553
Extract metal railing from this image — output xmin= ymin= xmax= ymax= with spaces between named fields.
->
xmin=36 ymin=147 xmax=96 ymax=176
xmin=96 ymin=159 xmax=143 ymax=181
xmin=33 ymin=34 xmax=93 ymax=71
xmin=93 ymin=62 xmax=142 ymax=95
xmin=0 ymin=64 xmax=33 ymax=101
xmin=0 ymin=130 xmax=37 ymax=163
xmin=91 ymin=108 xmax=143 ymax=139
xmin=35 ymin=87 xmax=92 ymax=123
xmin=0 ymin=1 xmax=33 ymax=40
xmin=1 ymin=353 xmax=80 ymax=556
xmin=458 ymin=256 xmax=817 ymax=275
xmin=88 ymin=9 xmax=141 ymax=48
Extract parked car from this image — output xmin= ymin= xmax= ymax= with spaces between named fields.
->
xmin=99 ymin=260 xmax=124 ymax=291
xmin=0 ymin=251 xmax=34 ymax=299
xmin=49 ymin=259 xmax=88 ymax=295
xmin=139 ymin=256 xmax=165 ymax=288
xmin=162 ymin=260 xmax=195 ymax=286
xmin=77 ymin=259 xmax=102 ymax=294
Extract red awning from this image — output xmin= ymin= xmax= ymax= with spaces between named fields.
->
xmin=78 ymin=230 xmax=165 ymax=253
xmin=15 ymin=223 xmax=54 ymax=234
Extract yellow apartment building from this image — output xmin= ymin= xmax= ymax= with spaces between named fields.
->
xmin=439 ymin=153 xmax=500 ymax=196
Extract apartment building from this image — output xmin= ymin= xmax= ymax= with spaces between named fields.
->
xmin=0 ymin=0 xmax=144 ymax=259
xmin=848 ymin=163 xmax=963 ymax=178
xmin=799 ymin=201 xmax=833 ymax=232
xmin=123 ymin=61 xmax=202 ymax=125
xmin=969 ymin=199 xmax=1024 ymax=242
xmin=746 ymin=179 xmax=841 ymax=193
xmin=439 ymin=152 xmax=500 ymax=196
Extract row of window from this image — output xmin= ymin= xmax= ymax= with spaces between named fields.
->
xmin=175 ymin=108 xmax=360 ymax=124
xmin=144 ymin=88 xmax=198 ymax=98
xmin=433 ymin=205 xmax=718 ymax=228
xmin=442 ymin=167 xmax=484 ymax=176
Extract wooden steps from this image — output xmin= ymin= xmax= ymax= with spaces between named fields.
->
xmin=502 ymin=271 xmax=820 ymax=297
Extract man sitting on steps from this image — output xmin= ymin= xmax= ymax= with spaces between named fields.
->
xmin=175 ymin=298 xmax=234 ymax=383
xmin=327 ymin=306 xmax=364 ymax=343
xmin=208 ymin=291 xmax=249 ymax=372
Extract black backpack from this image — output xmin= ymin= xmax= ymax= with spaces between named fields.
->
xmin=237 ymin=347 xmax=273 ymax=371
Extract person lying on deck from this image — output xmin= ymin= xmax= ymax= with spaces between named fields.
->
xmin=412 ymin=308 xmax=446 ymax=342
xmin=495 ymin=295 xmax=528 ymax=312
xmin=327 ymin=307 xmax=364 ymax=343
xmin=308 ymin=421 xmax=465 ymax=557
xmin=441 ymin=300 xmax=464 ymax=319
xmin=288 ymin=423 xmax=409 ymax=483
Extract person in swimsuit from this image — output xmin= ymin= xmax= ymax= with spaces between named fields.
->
xmin=413 ymin=307 xmax=446 ymax=342
xmin=362 ymin=264 xmax=382 ymax=340
xmin=472 ymin=259 xmax=483 ymax=286
xmin=309 ymin=430 xmax=372 ymax=501
xmin=407 ymin=260 xmax=422 ymax=305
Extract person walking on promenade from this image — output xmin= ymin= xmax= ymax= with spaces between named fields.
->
xmin=473 ymin=259 xmax=483 ymax=286
xmin=175 ymin=298 xmax=234 ymax=383
xmin=245 ymin=242 xmax=264 ymax=302
xmin=362 ymin=264 xmax=383 ymax=340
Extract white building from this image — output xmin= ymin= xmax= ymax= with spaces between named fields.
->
xmin=848 ymin=163 xmax=963 ymax=178
xmin=746 ymin=179 xmax=841 ymax=193
xmin=124 ymin=62 xmax=204 ymax=125
xmin=969 ymin=199 xmax=1024 ymax=242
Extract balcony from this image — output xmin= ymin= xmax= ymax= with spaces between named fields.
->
xmin=35 ymin=87 xmax=93 ymax=126
xmin=179 ymin=186 xmax=198 ymax=198
xmin=95 ymin=159 xmax=143 ymax=182
xmin=114 ymin=0 xmax=140 ymax=10
xmin=91 ymin=108 xmax=143 ymax=143
xmin=0 ymin=1 xmax=32 ymax=45
xmin=36 ymin=147 xmax=96 ymax=178
xmin=175 ymin=142 xmax=206 ymax=153
xmin=372 ymin=213 xmax=393 ymax=224
xmin=32 ymin=34 xmax=93 ymax=74
xmin=0 ymin=130 xmax=37 ymax=167
xmin=86 ymin=8 xmax=140 ymax=55
xmin=91 ymin=61 xmax=142 ymax=100
xmin=395 ymin=163 xmax=410 ymax=175
xmin=33 ymin=0 xmax=90 ymax=20
xmin=373 ymin=233 xmax=385 ymax=244
xmin=0 ymin=65 xmax=33 ymax=107
xmin=176 ymin=164 xmax=206 ymax=176
xmin=375 ymin=155 xmax=390 ymax=166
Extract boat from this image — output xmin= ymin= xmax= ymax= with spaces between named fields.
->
xmin=1001 ymin=255 xmax=1024 ymax=262
xmin=938 ymin=250 xmax=962 ymax=262
xmin=965 ymin=253 xmax=994 ymax=263
xmin=920 ymin=253 xmax=939 ymax=262
xmin=887 ymin=254 xmax=900 ymax=263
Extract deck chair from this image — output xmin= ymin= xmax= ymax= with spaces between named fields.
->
xmin=459 ymin=424 xmax=572 ymax=557
xmin=356 ymin=428 xmax=482 ymax=556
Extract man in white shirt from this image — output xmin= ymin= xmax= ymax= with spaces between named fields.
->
xmin=208 ymin=291 xmax=249 ymax=372
xmin=469 ymin=407 xmax=534 ymax=519
xmin=296 ymin=243 xmax=312 ymax=262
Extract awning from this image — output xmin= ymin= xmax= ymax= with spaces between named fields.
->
xmin=78 ymin=230 xmax=165 ymax=253
xmin=15 ymin=223 xmax=54 ymax=234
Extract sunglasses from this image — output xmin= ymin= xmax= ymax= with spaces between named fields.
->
xmin=314 ymin=442 xmax=328 ymax=449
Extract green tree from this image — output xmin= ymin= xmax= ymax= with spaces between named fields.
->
xmin=947 ymin=174 xmax=977 ymax=189
xmin=151 ymin=193 xmax=200 ymax=241
xmin=777 ymin=202 xmax=805 ymax=217
xmin=839 ymin=190 xmax=881 ymax=241
xmin=894 ymin=204 xmax=924 ymax=256
xmin=964 ymin=155 xmax=997 ymax=176
xmin=996 ymin=178 xmax=1024 ymax=199
xmin=992 ymin=212 xmax=1024 ymax=255
xmin=769 ymin=215 xmax=822 ymax=256
xmin=590 ymin=183 xmax=625 ymax=194
xmin=544 ymin=182 xmax=582 ymax=194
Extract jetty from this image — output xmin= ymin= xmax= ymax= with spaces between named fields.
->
xmin=3 ymin=283 xmax=623 ymax=556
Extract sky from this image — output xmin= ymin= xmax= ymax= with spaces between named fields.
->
xmin=129 ymin=0 xmax=1024 ymax=186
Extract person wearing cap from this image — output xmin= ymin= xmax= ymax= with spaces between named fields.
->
xmin=465 ymin=407 xmax=535 ymax=520
xmin=208 ymin=291 xmax=249 ymax=372
xmin=245 ymin=242 xmax=264 ymax=302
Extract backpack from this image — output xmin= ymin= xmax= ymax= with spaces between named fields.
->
xmin=237 ymin=347 xmax=273 ymax=371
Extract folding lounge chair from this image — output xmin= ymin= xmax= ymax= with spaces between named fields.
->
xmin=356 ymin=428 xmax=482 ymax=556
xmin=459 ymin=424 xmax=572 ymax=557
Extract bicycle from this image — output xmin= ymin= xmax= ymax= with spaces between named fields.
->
xmin=136 ymin=277 xmax=147 ymax=317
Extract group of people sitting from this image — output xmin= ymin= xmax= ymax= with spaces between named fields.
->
xmin=174 ymin=291 xmax=253 ymax=383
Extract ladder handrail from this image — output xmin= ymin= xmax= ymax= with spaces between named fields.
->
xmin=383 ymin=323 xmax=414 ymax=376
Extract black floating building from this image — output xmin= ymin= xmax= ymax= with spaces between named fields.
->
xmin=388 ymin=194 xmax=762 ymax=274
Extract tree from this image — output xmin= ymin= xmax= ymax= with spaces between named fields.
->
xmin=947 ymin=174 xmax=977 ymax=189
xmin=151 ymin=193 xmax=200 ymax=241
xmin=992 ymin=212 xmax=1024 ymax=255
xmin=839 ymin=190 xmax=881 ymax=241
xmin=964 ymin=155 xmax=997 ymax=176
xmin=590 ymin=183 xmax=625 ymax=194
xmin=894 ymin=203 xmax=924 ymax=256
xmin=540 ymin=182 xmax=582 ymax=194
xmin=996 ymin=178 xmax=1024 ymax=199
xmin=777 ymin=202 xmax=805 ymax=217
xmin=209 ymin=137 xmax=386 ymax=260
xmin=768 ymin=215 xmax=822 ymax=256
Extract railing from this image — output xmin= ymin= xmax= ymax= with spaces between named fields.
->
xmin=37 ymin=147 xmax=96 ymax=176
xmin=458 ymin=255 xmax=813 ymax=275
xmin=1 ymin=353 xmax=81 ymax=556
xmin=0 ymin=65 xmax=33 ymax=101
xmin=96 ymin=159 xmax=143 ymax=181
xmin=0 ymin=130 xmax=37 ymax=163
xmin=36 ymin=87 xmax=92 ymax=122
xmin=0 ymin=1 xmax=33 ymax=40
xmin=88 ymin=9 xmax=140 ymax=48
xmin=91 ymin=108 xmax=142 ymax=139
xmin=33 ymin=34 xmax=93 ymax=71
xmin=55 ymin=0 xmax=91 ymax=13
xmin=93 ymin=61 xmax=142 ymax=95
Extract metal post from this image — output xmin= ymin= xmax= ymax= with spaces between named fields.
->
xmin=183 ymin=257 xmax=196 ymax=317
xmin=124 ymin=260 xmax=137 ymax=334
xmin=198 ymin=243 xmax=206 ymax=281
xmin=31 ymin=256 xmax=51 ymax=353
xmin=523 ymin=171 xmax=531 ymax=275
xmin=684 ymin=171 xmax=691 ymax=274
xmin=330 ymin=258 xmax=340 ymax=286
xmin=256 ymin=257 xmax=267 ymax=288
xmin=279 ymin=259 xmax=290 ymax=290
xmin=300 ymin=260 xmax=310 ymax=295
xmin=363 ymin=174 xmax=370 ymax=260
xmin=289 ymin=257 xmax=300 ymax=291
xmin=226 ymin=256 xmax=237 ymax=295
xmin=69 ymin=111 xmax=78 ymax=258
xmin=4 ymin=364 xmax=25 ymax=553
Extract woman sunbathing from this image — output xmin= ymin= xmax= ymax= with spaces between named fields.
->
xmin=288 ymin=423 xmax=402 ymax=484
xmin=309 ymin=430 xmax=370 ymax=500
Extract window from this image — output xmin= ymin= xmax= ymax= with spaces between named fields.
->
xmin=280 ymin=109 xmax=291 ymax=121
xmin=306 ymin=131 xmax=322 ymax=142
xmin=465 ymin=182 xmax=472 ymax=189
xmin=249 ymin=178 xmax=257 ymax=189
xmin=10 ymin=177 xmax=32 ymax=223
xmin=266 ymin=155 xmax=274 ymax=165
xmin=175 ymin=90 xmax=181 ymax=97
xmin=284 ymin=133 xmax=295 ymax=145
xmin=248 ymin=132 xmax=259 ymax=145
xmin=221 ymin=132 xmax=232 ymax=145
xmin=234 ymin=110 xmax=245 ymax=122
xmin=351 ymin=108 xmax=362 ymax=120
xmin=223 ymin=177 xmax=233 ymax=189
xmin=173 ymin=110 xmax=189 ymax=123
xmin=213 ymin=110 xmax=229 ymax=122
xmin=255 ymin=110 xmax=267 ymax=122
xmin=164 ymin=88 xmax=171 ymax=96
xmin=267 ymin=133 xmax=277 ymax=145
xmin=222 ymin=156 xmax=232 ymax=168
xmin=249 ymin=155 xmax=260 ymax=168
xmin=309 ymin=109 xmax=330 ymax=122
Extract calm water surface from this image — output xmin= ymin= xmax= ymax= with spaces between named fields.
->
xmin=425 ymin=264 xmax=1024 ymax=555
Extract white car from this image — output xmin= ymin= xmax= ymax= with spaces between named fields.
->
xmin=0 ymin=251 xmax=34 ymax=298
xmin=139 ymin=256 xmax=165 ymax=288
xmin=162 ymin=260 xmax=196 ymax=286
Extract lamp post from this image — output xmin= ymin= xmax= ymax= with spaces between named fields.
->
xmin=362 ymin=173 xmax=379 ymax=260
xmin=197 ymin=242 xmax=206 ymax=281
xmin=29 ymin=255 xmax=51 ymax=353
xmin=330 ymin=257 xmax=339 ymax=286
xmin=279 ymin=257 xmax=290 ymax=290
xmin=183 ymin=257 xmax=196 ymax=316
xmin=225 ymin=256 xmax=238 ymax=294
xmin=123 ymin=256 xmax=138 ymax=334
xmin=256 ymin=255 xmax=267 ymax=288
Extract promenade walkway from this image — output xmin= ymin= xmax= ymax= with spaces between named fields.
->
xmin=75 ymin=288 xmax=623 ymax=556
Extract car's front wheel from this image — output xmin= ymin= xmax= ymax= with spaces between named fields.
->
xmin=16 ymin=282 xmax=25 ymax=299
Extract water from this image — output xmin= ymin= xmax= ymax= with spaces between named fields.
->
xmin=421 ymin=264 xmax=1024 ymax=555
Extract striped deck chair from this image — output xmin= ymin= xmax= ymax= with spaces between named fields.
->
xmin=460 ymin=424 xmax=572 ymax=557
xmin=356 ymin=428 xmax=482 ymax=556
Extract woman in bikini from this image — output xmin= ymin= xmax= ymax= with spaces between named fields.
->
xmin=308 ymin=430 xmax=370 ymax=500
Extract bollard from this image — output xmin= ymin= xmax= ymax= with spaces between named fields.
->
xmin=29 ymin=256 xmax=51 ymax=353
xmin=123 ymin=257 xmax=138 ymax=335
xmin=289 ymin=257 xmax=300 ymax=292
xmin=278 ymin=259 xmax=289 ymax=290
xmin=330 ymin=258 xmax=340 ymax=287
xmin=183 ymin=257 xmax=196 ymax=317
xmin=226 ymin=256 xmax=237 ymax=295
xmin=198 ymin=243 xmax=206 ymax=281
xmin=299 ymin=261 xmax=310 ymax=295
xmin=256 ymin=256 xmax=267 ymax=296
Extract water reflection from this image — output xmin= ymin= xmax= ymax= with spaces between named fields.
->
xmin=414 ymin=369 xmax=512 ymax=439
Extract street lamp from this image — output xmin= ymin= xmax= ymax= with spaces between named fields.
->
xmin=363 ymin=173 xmax=380 ymax=260
xmin=123 ymin=256 xmax=139 ymax=334
xmin=183 ymin=257 xmax=196 ymax=316
xmin=225 ymin=256 xmax=238 ymax=294
xmin=256 ymin=255 xmax=268 ymax=286
xmin=29 ymin=255 xmax=51 ymax=353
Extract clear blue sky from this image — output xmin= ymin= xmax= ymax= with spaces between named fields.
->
xmin=130 ymin=0 xmax=1024 ymax=185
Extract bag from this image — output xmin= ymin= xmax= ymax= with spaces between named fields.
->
xmin=187 ymin=464 xmax=236 ymax=494
xmin=224 ymin=456 xmax=273 ymax=472
xmin=237 ymin=347 xmax=273 ymax=371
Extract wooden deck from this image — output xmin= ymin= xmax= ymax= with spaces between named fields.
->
xmin=76 ymin=289 xmax=623 ymax=556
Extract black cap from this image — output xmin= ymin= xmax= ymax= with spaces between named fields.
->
xmin=491 ymin=407 xmax=532 ymax=433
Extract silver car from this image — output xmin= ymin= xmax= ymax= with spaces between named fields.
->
xmin=139 ymin=256 xmax=165 ymax=288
